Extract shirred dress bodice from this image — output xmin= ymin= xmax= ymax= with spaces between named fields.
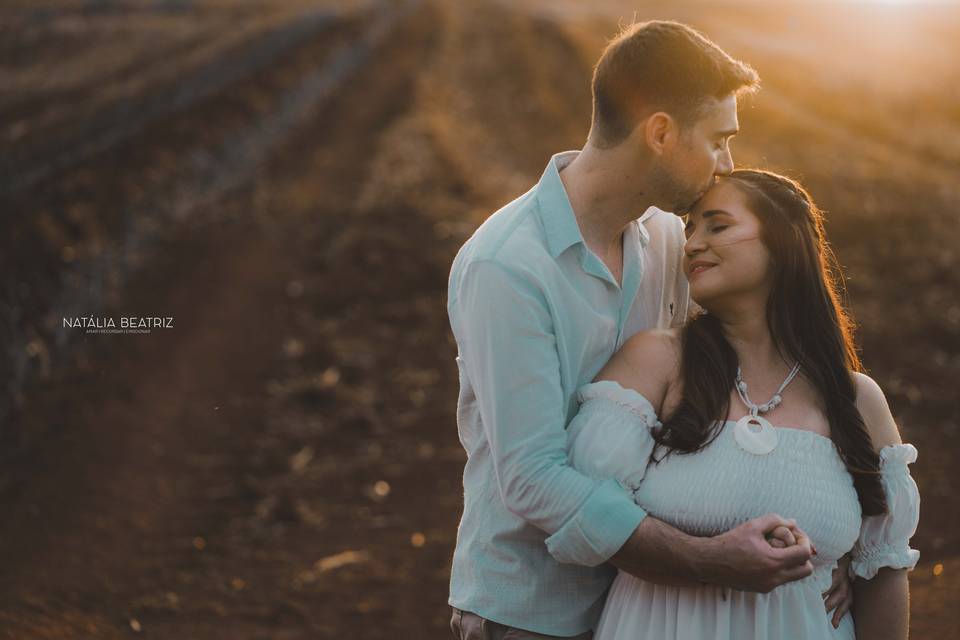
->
xmin=566 ymin=380 xmax=921 ymax=640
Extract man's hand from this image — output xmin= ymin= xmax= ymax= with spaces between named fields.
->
xmin=823 ymin=554 xmax=853 ymax=629
xmin=609 ymin=513 xmax=815 ymax=594
xmin=698 ymin=513 xmax=815 ymax=593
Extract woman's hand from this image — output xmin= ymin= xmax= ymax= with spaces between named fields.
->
xmin=765 ymin=525 xmax=797 ymax=548
xmin=823 ymin=554 xmax=853 ymax=629
xmin=765 ymin=524 xmax=817 ymax=556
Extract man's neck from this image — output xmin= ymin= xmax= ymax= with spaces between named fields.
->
xmin=559 ymin=144 xmax=656 ymax=257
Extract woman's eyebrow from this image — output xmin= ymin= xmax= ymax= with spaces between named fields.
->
xmin=701 ymin=209 xmax=733 ymax=220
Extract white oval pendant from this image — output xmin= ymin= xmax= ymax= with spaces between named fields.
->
xmin=733 ymin=414 xmax=778 ymax=455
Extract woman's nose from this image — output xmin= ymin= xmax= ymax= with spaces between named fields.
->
xmin=684 ymin=233 xmax=706 ymax=255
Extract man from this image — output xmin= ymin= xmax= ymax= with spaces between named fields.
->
xmin=446 ymin=20 xmax=851 ymax=639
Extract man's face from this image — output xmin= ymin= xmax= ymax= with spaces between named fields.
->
xmin=651 ymin=93 xmax=739 ymax=215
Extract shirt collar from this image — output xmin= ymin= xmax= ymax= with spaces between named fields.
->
xmin=536 ymin=150 xmax=658 ymax=258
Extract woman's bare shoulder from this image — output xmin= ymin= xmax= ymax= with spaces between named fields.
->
xmin=851 ymin=371 xmax=903 ymax=450
xmin=593 ymin=328 xmax=682 ymax=413
xmin=620 ymin=328 xmax=682 ymax=366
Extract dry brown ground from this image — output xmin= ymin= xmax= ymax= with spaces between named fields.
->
xmin=0 ymin=0 xmax=957 ymax=637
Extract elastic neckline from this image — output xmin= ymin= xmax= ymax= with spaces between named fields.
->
xmin=581 ymin=380 xmax=914 ymax=461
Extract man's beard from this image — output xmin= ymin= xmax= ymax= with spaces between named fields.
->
xmin=650 ymin=164 xmax=705 ymax=215
xmin=673 ymin=188 xmax=705 ymax=216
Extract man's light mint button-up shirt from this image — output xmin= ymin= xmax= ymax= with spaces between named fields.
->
xmin=446 ymin=150 xmax=690 ymax=635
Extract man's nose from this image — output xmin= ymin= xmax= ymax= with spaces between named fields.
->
xmin=716 ymin=147 xmax=734 ymax=176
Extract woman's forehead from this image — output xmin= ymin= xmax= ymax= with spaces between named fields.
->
xmin=689 ymin=181 xmax=749 ymax=220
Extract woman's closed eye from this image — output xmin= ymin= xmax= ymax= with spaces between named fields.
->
xmin=685 ymin=224 xmax=728 ymax=239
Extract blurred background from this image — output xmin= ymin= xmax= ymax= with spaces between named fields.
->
xmin=0 ymin=0 xmax=957 ymax=637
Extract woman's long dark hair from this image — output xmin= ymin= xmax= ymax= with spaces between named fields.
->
xmin=652 ymin=169 xmax=887 ymax=515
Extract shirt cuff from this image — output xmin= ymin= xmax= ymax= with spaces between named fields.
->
xmin=544 ymin=477 xmax=648 ymax=567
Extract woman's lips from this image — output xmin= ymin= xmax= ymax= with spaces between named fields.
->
xmin=688 ymin=263 xmax=716 ymax=278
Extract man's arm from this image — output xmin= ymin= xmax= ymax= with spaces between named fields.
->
xmin=451 ymin=258 xmax=645 ymax=566
xmin=451 ymin=258 xmax=815 ymax=589
xmin=610 ymin=513 xmax=816 ymax=592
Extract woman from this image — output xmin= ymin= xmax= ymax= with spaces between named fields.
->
xmin=566 ymin=169 xmax=920 ymax=639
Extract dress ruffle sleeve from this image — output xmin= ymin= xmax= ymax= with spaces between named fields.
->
xmin=566 ymin=380 xmax=661 ymax=496
xmin=848 ymin=443 xmax=921 ymax=580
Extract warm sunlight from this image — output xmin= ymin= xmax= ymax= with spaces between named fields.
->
xmin=3 ymin=0 xmax=957 ymax=638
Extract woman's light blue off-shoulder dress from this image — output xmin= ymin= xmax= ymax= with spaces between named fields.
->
xmin=566 ymin=380 xmax=921 ymax=640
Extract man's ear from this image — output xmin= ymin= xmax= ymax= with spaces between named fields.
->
xmin=644 ymin=111 xmax=677 ymax=156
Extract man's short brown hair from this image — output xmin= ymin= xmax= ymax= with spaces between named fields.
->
xmin=590 ymin=20 xmax=759 ymax=148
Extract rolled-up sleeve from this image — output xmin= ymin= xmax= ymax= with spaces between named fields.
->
xmin=450 ymin=258 xmax=646 ymax=567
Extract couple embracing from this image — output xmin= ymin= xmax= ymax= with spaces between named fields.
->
xmin=445 ymin=20 xmax=919 ymax=640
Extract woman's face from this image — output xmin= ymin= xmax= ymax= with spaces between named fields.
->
xmin=682 ymin=180 xmax=772 ymax=310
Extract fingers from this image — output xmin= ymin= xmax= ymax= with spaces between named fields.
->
xmin=779 ymin=560 xmax=815 ymax=583
xmin=827 ymin=564 xmax=842 ymax=591
xmin=767 ymin=525 xmax=797 ymax=547
xmin=754 ymin=514 xmax=818 ymax=554
xmin=753 ymin=513 xmax=795 ymax=534
xmin=830 ymin=588 xmax=853 ymax=629
xmin=770 ymin=543 xmax=813 ymax=568
xmin=781 ymin=527 xmax=797 ymax=546
xmin=823 ymin=562 xmax=854 ymax=629
xmin=823 ymin=582 xmax=845 ymax=613
xmin=786 ymin=524 xmax=817 ymax=557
